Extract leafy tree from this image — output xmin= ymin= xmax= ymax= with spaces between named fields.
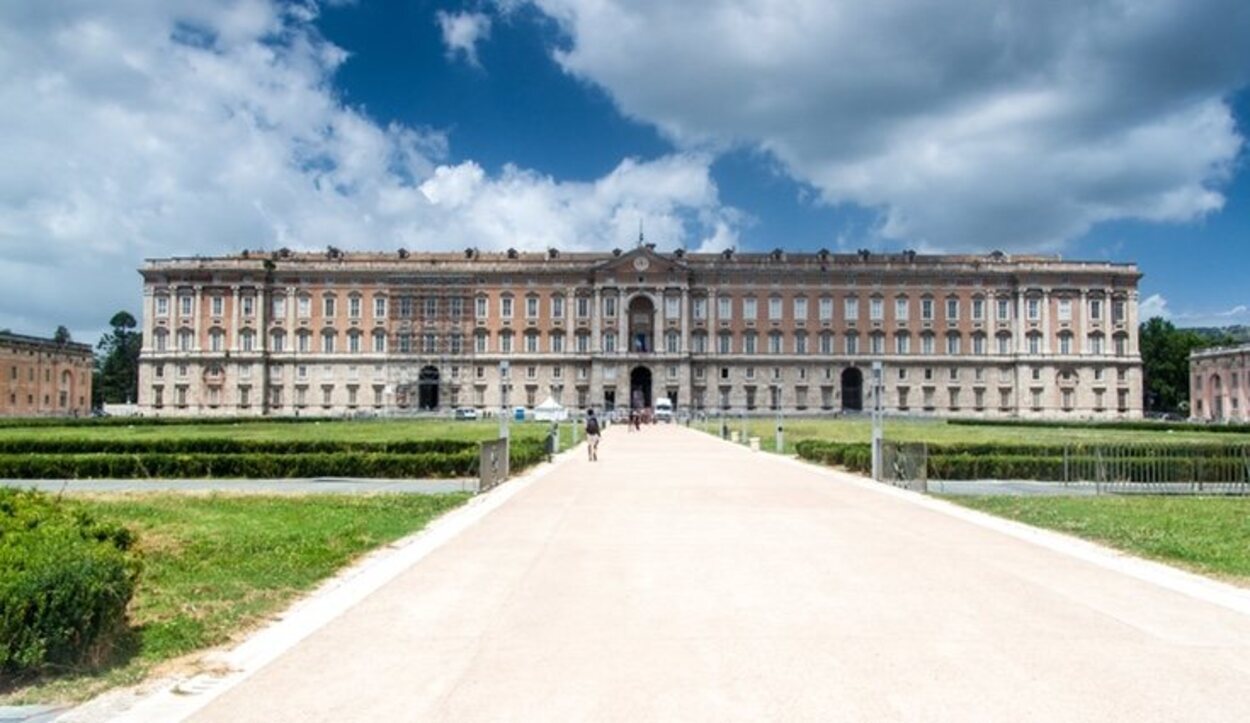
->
xmin=94 ymin=311 xmax=142 ymax=407
xmin=53 ymin=325 xmax=72 ymax=343
xmin=1139 ymin=317 xmax=1233 ymax=414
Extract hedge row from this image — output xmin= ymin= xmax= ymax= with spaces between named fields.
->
xmin=947 ymin=418 xmax=1250 ymax=435
xmin=794 ymin=440 xmax=1250 ymax=482
xmin=0 ymin=438 xmax=479 ymax=455
xmin=0 ymin=438 xmax=551 ymax=480
xmin=0 ymin=416 xmax=338 ymax=429
xmin=1 ymin=489 xmax=141 ymax=675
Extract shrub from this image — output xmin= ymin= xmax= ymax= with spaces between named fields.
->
xmin=0 ymin=451 xmax=481 ymax=480
xmin=0 ymin=489 xmax=140 ymax=676
xmin=0 ymin=439 xmax=478 ymax=455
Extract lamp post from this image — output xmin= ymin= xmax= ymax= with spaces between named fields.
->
xmin=774 ymin=384 xmax=784 ymax=454
xmin=499 ymin=360 xmax=510 ymax=440
xmin=871 ymin=360 xmax=884 ymax=480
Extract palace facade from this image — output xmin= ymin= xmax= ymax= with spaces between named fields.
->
xmin=1 ymin=331 xmax=94 ymax=418
xmin=1190 ymin=343 xmax=1250 ymax=422
xmin=136 ymin=246 xmax=1143 ymax=418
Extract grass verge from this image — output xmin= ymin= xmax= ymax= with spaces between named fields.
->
xmin=0 ymin=492 xmax=469 ymax=705
xmin=945 ymin=496 xmax=1250 ymax=585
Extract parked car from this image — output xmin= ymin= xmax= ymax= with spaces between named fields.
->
xmin=654 ymin=398 xmax=674 ymax=422
xmin=454 ymin=407 xmax=480 ymax=420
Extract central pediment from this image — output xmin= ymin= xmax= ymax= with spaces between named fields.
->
xmin=592 ymin=246 xmax=689 ymax=280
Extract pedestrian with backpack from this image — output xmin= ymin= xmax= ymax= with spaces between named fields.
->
xmin=585 ymin=409 xmax=601 ymax=462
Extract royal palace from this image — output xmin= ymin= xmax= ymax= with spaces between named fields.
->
xmin=136 ymin=245 xmax=1143 ymax=418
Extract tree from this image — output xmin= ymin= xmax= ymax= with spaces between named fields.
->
xmin=1139 ymin=317 xmax=1233 ymax=414
xmin=94 ymin=311 xmax=142 ymax=407
xmin=53 ymin=325 xmax=71 ymax=344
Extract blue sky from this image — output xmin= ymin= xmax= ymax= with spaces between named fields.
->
xmin=0 ymin=0 xmax=1248 ymax=340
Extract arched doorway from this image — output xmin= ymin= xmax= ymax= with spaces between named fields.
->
xmin=418 ymin=365 xmax=440 ymax=410
xmin=630 ymin=366 xmax=652 ymax=409
xmin=627 ymin=296 xmax=656 ymax=353
xmin=841 ymin=367 xmax=863 ymax=412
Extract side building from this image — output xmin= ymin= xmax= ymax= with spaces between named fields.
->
xmin=136 ymin=247 xmax=1143 ymax=419
xmin=1190 ymin=343 xmax=1250 ymax=423
xmin=1 ymin=331 xmax=94 ymax=417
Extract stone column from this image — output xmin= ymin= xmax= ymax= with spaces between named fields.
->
xmin=231 ymin=285 xmax=242 ymax=352
xmin=1041 ymin=289 xmax=1051 ymax=355
xmin=1015 ymin=290 xmax=1026 ymax=354
xmin=1076 ymin=290 xmax=1087 ymax=355
xmin=141 ymin=286 xmax=155 ymax=352
xmin=592 ymin=287 xmax=602 ymax=353
xmin=192 ymin=284 xmax=203 ymax=352
xmin=680 ymin=287 xmax=690 ymax=354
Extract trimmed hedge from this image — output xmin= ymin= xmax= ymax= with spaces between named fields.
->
xmin=1 ymin=489 xmax=140 ymax=675
xmin=0 ymin=416 xmax=338 ymax=429
xmin=794 ymin=441 xmax=872 ymax=474
xmin=0 ymin=438 xmax=478 ymax=455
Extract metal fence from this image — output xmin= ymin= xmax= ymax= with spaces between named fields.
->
xmin=1064 ymin=445 xmax=1250 ymax=495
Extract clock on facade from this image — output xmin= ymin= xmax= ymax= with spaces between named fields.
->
xmin=633 ymin=256 xmax=650 ymax=271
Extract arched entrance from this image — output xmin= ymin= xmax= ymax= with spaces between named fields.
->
xmin=841 ymin=367 xmax=863 ymax=412
xmin=418 ymin=365 xmax=440 ymax=410
xmin=627 ymin=296 xmax=656 ymax=353
xmin=630 ymin=366 xmax=652 ymax=409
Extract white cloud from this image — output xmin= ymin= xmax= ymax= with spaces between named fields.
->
xmin=1139 ymin=294 xmax=1170 ymax=320
xmin=0 ymin=1 xmax=738 ymax=340
xmin=521 ymin=0 xmax=1250 ymax=250
xmin=1139 ymin=294 xmax=1250 ymax=327
xmin=436 ymin=10 xmax=492 ymax=67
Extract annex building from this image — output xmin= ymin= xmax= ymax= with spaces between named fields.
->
xmin=1 ymin=331 xmax=94 ymax=418
xmin=136 ymin=246 xmax=1144 ymax=419
xmin=1190 ymin=343 xmax=1250 ymax=422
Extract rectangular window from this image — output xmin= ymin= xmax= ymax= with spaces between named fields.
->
xmin=997 ymin=335 xmax=1010 ymax=355
xmin=210 ymin=296 xmax=223 ymax=316
xmin=768 ymin=334 xmax=782 ymax=354
xmin=525 ymin=333 xmax=538 ymax=353
xmin=1112 ymin=299 xmax=1126 ymax=323
xmin=844 ymin=297 xmax=859 ymax=321
xmin=603 ymin=333 xmax=616 ymax=353
xmin=324 ymin=296 xmax=336 ymax=318
xmin=819 ymin=297 xmax=833 ymax=321
xmin=500 ymin=334 xmax=513 ymax=354
xmin=693 ymin=297 xmax=707 ymax=320
xmin=895 ymin=298 xmax=908 ymax=321
xmin=604 ymin=296 xmax=617 ymax=318
xmin=921 ymin=335 xmax=934 ymax=355
xmin=666 ymin=296 xmax=681 ymax=320
xmin=744 ymin=334 xmax=757 ymax=355
xmin=845 ymin=334 xmax=859 ymax=355
xmin=997 ymin=298 xmax=1010 ymax=321
xmin=551 ymin=334 xmax=564 ymax=353
xmin=526 ymin=296 xmax=539 ymax=318
xmin=552 ymin=296 xmax=565 ymax=319
xmin=972 ymin=298 xmax=984 ymax=321
xmin=374 ymin=333 xmax=386 ymax=353
xmin=349 ymin=296 xmax=361 ymax=318
xmin=793 ymin=297 xmax=807 ymax=320
xmin=718 ymin=334 xmax=731 ymax=355
xmin=1059 ymin=335 xmax=1071 ymax=355
xmin=1027 ymin=298 xmax=1040 ymax=320
xmin=921 ymin=299 xmax=934 ymax=321
xmin=424 ymin=297 xmax=437 ymax=318
xmin=1028 ymin=335 xmax=1040 ymax=355
xmin=744 ymin=297 xmax=758 ymax=319
xmin=895 ymin=335 xmax=909 ymax=355
xmin=1090 ymin=298 xmax=1103 ymax=320
xmin=870 ymin=334 xmax=884 ymax=354
xmin=973 ymin=335 xmax=986 ymax=355
xmin=476 ymin=296 xmax=488 ymax=319
xmin=298 ymin=296 xmax=311 ymax=318
xmin=795 ymin=334 xmax=807 ymax=354
xmin=820 ymin=333 xmax=833 ymax=355
xmin=241 ymin=295 xmax=254 ymax=317
xmin=718 ymin=296 xmax=733 ymax=320
xmin=946 ymin=335 xmax=960 ymax=355
xmin=375 ymin=296 xmax=387 ymax=318
xmin=577 ymin=296 xmax=590 ymax=318
xmin=156 ymin=296 xmax=169 ymax=316
xmin=501 ymin=297 xmax=513 ymax=319
xmin=768 ymin=297 xmax=782 ymax=320
xmin=870 ymin=298 xmax=883 ymax=321
xmin=946 ymin=298 xmax=959 ymax=321
xmin=180 ymin=295 xmax=193 ymax=316
xmin=1057 ymin=298 xmax=1072 ymax=321
xmin=399 ymin=297 xmax=413 ymax=318
xmin=576 ymin=334 xmax=589 ymax=353
xmin=322 ymin=334 xmax=335 ymax=354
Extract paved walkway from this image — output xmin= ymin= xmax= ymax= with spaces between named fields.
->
xmin=167 ymin=425 xmax=1250 ymax=721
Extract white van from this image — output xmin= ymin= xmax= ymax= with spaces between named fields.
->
xmin=654 ymin=397 xmax=674 ymax=422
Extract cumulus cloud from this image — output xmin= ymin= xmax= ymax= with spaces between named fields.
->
xmin=521 ymin=0 xmax=1250 ymax=250
xmin=0 ymin=0 xmax=737 ymax=339
xmin=1139 ymin=294 xmax=1250 ymax=327
xmin=436 ymin=10 xmax=492 ymax=67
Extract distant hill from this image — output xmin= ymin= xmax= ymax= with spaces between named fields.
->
xmin=1184 ymin=325 xmax=1250 ymax=347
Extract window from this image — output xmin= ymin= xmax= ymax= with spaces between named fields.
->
xmin=769 ymin=297 xmax=782 ymax=320
xmin=945 ymin=298 xmax=959 ymax=321
xmin=272 ymin=294 xmax=287 ymax=319
xmin=845 ymin=334 xmax=859 ymax=355
xmin=744 ymin=332 xmax=757 ymax=355
xmin=298 ymin=295 xmax=312 ymax=318
xmin=693 ymin=332 xmax=708 ymax=353
xmin=921 ymin=334 xmax=935 ymax=355
xmin=603 ymin=295 xmax=617 ymax=318
xmin=1027 ymin=297 xmax=1040 ymax=321
xmin=666 ymin=296 xmax=681 ymax=320
xmin=1112 ymin=299 xmax=1126 ymax=323
xmin=666 ymin=330 xmax=680 ymax=353
xmin=552 ymin=295 xmax=565 ymax=319
xmin=1028 ymin=333 xmax=1041 ymax=355
xmin=211 ymin=296 xmax=224 ymax=316
xmin=997 ymin=298 xmax=1010 ymax=321
xmin=322 ymin=332 xmax=336 ymax=354
xmin=949 ymin=367 xmax=960 ymax=381
xmin=718 ymin=296 xmax=733 ymax=320
xmin=209 ymin=329 xmax=223 ymax=352
xmin=373 ymin=331 xmax=387 ymax=353
xmin=177 ymin=329 xmax=192 ymax=352
xmin=794 ymin=333 xmax=807 ymax=354
xmin=819 ymin=297 xmax=833 ymax=321
xmin=242 ymin=295 xmax=254 ymax=317
xmin=154 ymin=330 xmax=168 ymax=352
xmin=525 ymin=332 xmax=539 ymax=353
xmin=156 ymin=295 xmax=169 ymax=316
xmin=693 ymin=297 xmax=708 ymax=320
xmin=348 ymin=332 xmax=361 ymax=354
xmin=921 ymin=298 xmax=934 ymax=321
xmin=972 ymin=334 xmax=986 ymax=355
xmin=997 ymin=334 xmax=1011 ymax=355
xmin=297 ymin=331 xmax=311 ymax=353
xmin=576 ymin=333 xmax=589 ymax=353
xmin=946 ymin=334 xmax=960 ymax=355
xmin=577 ymin=296 xmax=591 ymax=319
xmin=895 ymin=334 xmax=910 ymax=355
xmin=895 ymin=297 xmax=909 ymax=321
xmin=526 ymin=296 xmax=539 ymax=319
xmin=603 ymin=332 xmax=616 ymax=353
xmin=475 ymin=296 xmax=488 ymax=319
xmin=870 ymin=333 xmax=884 ymax=354
xmin=398 ymin=333 xmax=412 ymax=353
xmin=551 ymin=333 xmax=565 ymax=353
xmin=793 ymin=297 xmax=808 ymax=320
xmin=972 ymin=297 xmax=985 ymax=321
xmin=423 ymin=297 xmax=437 ymax=318
xmin=1089 ymin=298 xmax=1103 ymax=320
xmin=349 ymin=296 xmax=361 ymax=318
xmin=1057 ymin=298 xmax=1072 ymax=321
xmin=1114 ymin=335 xmax=1127 ymax=357
xmin=870 ymin=297 xmax=884 ymax=321
xmin=844 ymin=297 xmax=859 ymax=321
xmin=820 ymin=332 xmax=833 ymax=355
xmin=1058 ymin=333 xmax=1072 ymax=355
xmin=270 ymin=330 xmax=285 ymax=353
xmin=500 ymin=332 xmax=513 ymax=354
xmin=768 ymin=332 xmax=782 ymax=354
xmin=501 ymin=295 xmax=514 ymax=319
xmin=718 ymin=333 xmax=732 ymax=355
xmin=375 ymin=296 xmax=387 ymax=318
xmin=179 ymin=294 xmax=192 ymax=316
xmin=398 ymin=297 xmax=413 ymax=317
xmin=744 ymin=297 xmax=758 ymax=319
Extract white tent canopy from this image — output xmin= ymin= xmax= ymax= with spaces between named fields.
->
xmin=533 ymin=395 xmax=568 ymax=421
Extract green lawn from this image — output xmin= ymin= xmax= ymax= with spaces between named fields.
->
xmin=694 ymin=416 xmax=1250 ymax=454
xmin=0 ymin=492 xmax=469 ymax=705
xmin=0 ymin=418 xmax=553 ymax=444
xmin=946 ymin=496 xmax=1250 ymax=585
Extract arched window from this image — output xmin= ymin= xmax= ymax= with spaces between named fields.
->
xmin=996 ymin=332 xmax=1012 ymax=355
xmin=153 ymin=328 xmax=169 ymax=352
xmin=297 ymin=330 xmax=311 ymax=353
xmin=177 ymin=328 xmax=193 ymax=352
xmin=239 ymin=329 xmax=255 ymax=352
xmin=373 ymin=330 xmax=387 ymax=353
xmin=348 ymin=330 xmax=362 ymax=354
xmin=208 ymin=328 xmax=224 ymax=352
xmin=321 ymin=330 xmax=336 ymax=354
xmin=270 ymin=329 xmax=286 ymax=353
xmin=895 ymin=332 xmax=910 ymax=355
xmin=794 ymin=331 xmax=808 ymax=355
xmin=1089 ymin=332 xmax=1105 ymax=355
xmin=972 ymin=332 xmax=987 ymax=355
xmin=1057 ymin=331 xmax=1073 ymax=356
xmin=666 ymin=330 xmax=680 ymax=353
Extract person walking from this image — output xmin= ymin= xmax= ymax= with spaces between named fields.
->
xmin=585 ymin=409 xmax=601 ymax=462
